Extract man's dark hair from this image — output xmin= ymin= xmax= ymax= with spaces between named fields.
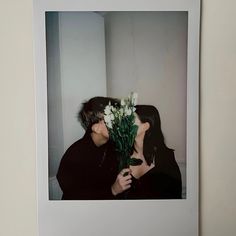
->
xmin=78 ymin=96 xmax=119 ymax=133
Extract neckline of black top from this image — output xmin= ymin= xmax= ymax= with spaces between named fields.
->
xmin=131 ymin=165 xmax=156 ymax=180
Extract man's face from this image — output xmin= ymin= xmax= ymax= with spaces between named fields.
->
xmin=99 ymin=120 xmax=109 ymax=139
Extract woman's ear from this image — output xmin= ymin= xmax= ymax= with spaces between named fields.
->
xmin=144 ymin=122 xmax=150 ymax=131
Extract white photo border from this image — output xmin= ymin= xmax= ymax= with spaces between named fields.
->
xmin=33 ymin=1 xmax=200 ymax=236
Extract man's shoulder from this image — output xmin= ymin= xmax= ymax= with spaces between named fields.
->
xmin=67 ymin=138 xmax=84 ymax=149
xmin=63 ymin=136 xmax=89 ymax=158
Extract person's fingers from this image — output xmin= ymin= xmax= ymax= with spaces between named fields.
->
xmin=121 ymin=178 xmax=132 ymax=186
xmin=120 ymin=168 xmax=129 ymax=174
xmin=123 ymin=168 xmax=130 ymax=172
xmin=119 ymin=168 xmax=131 ymax=176
xmin=118 ymin=175 xmax=131 ymax=185
xmin=124 ymin=184 xmax=131 ymax=190
xmin=123 ymin=175 xmax=132 ymax=181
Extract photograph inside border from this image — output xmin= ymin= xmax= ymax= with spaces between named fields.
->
xmin=46 ymin=11 xmax=187 ymax=200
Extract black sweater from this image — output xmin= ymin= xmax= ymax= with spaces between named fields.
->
xmin=57 ymin=133 xmax=118 ymax=200
xmin=57 ymin=134 xmax=182 ymax=200
xmin=118 ymin=149 xmax=182 ymax=199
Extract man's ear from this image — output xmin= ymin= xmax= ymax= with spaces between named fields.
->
xmin=91 ymin=123 xmax=101 ymax=134
xmin=92 ymin=123 xmax=100 ymax=134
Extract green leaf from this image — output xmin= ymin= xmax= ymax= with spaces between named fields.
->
xmin=128 ymin=158 xmax=143 ymax=166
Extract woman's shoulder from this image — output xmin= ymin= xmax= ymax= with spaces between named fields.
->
xmin=159 ymin=147 xmax=175 ymax=160
xmin=157 ymin=148 xmax=179 ymax=171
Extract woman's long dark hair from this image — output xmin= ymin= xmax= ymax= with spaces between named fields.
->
xmin=135 ymin=105 xmax=172 ymax=165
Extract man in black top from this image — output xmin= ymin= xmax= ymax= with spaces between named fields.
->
xmin=57 ymin=97 xmax=132 ymax=200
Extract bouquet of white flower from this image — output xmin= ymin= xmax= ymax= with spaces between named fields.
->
xmin=104 ymin=92 xmax=142 ymax=171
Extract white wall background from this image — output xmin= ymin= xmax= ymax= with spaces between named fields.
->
xmin=105 ymin=11 xmax=187 ymax=163
xmin=46 ymin=12 xmax=107 ymax=179
xmin=1 ymin=0 xmax=236 ymax=236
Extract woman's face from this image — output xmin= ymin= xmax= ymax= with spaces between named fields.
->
xmin=135 ymin=114 xmax=149 ymax=138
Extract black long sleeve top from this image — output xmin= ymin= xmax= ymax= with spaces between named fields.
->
xmin=119 ymin=149 xmax=182 ymax=199
xmin=56 ymin=133 xmax=118 ymax=200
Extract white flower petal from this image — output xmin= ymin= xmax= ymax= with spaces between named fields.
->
xmin=104 ymin=115 xmax=111 ymax=123
xmin=127 ymin=108 xmax=132 ymax=116
xmin=110 ymin=114 xmax=115 ymax=121
xmin=104 ymin=106 xmax=111 ymax=115
xmin=107 ymin=121 xmax=112 ymax=129
xmin=132 ymin=92 xmax=138 ymax=105
xmin=121 ymin=99 xmax=125 ymax=106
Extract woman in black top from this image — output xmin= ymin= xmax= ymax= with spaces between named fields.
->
xmin=125 ymin=105 xmax=182 ymax=199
